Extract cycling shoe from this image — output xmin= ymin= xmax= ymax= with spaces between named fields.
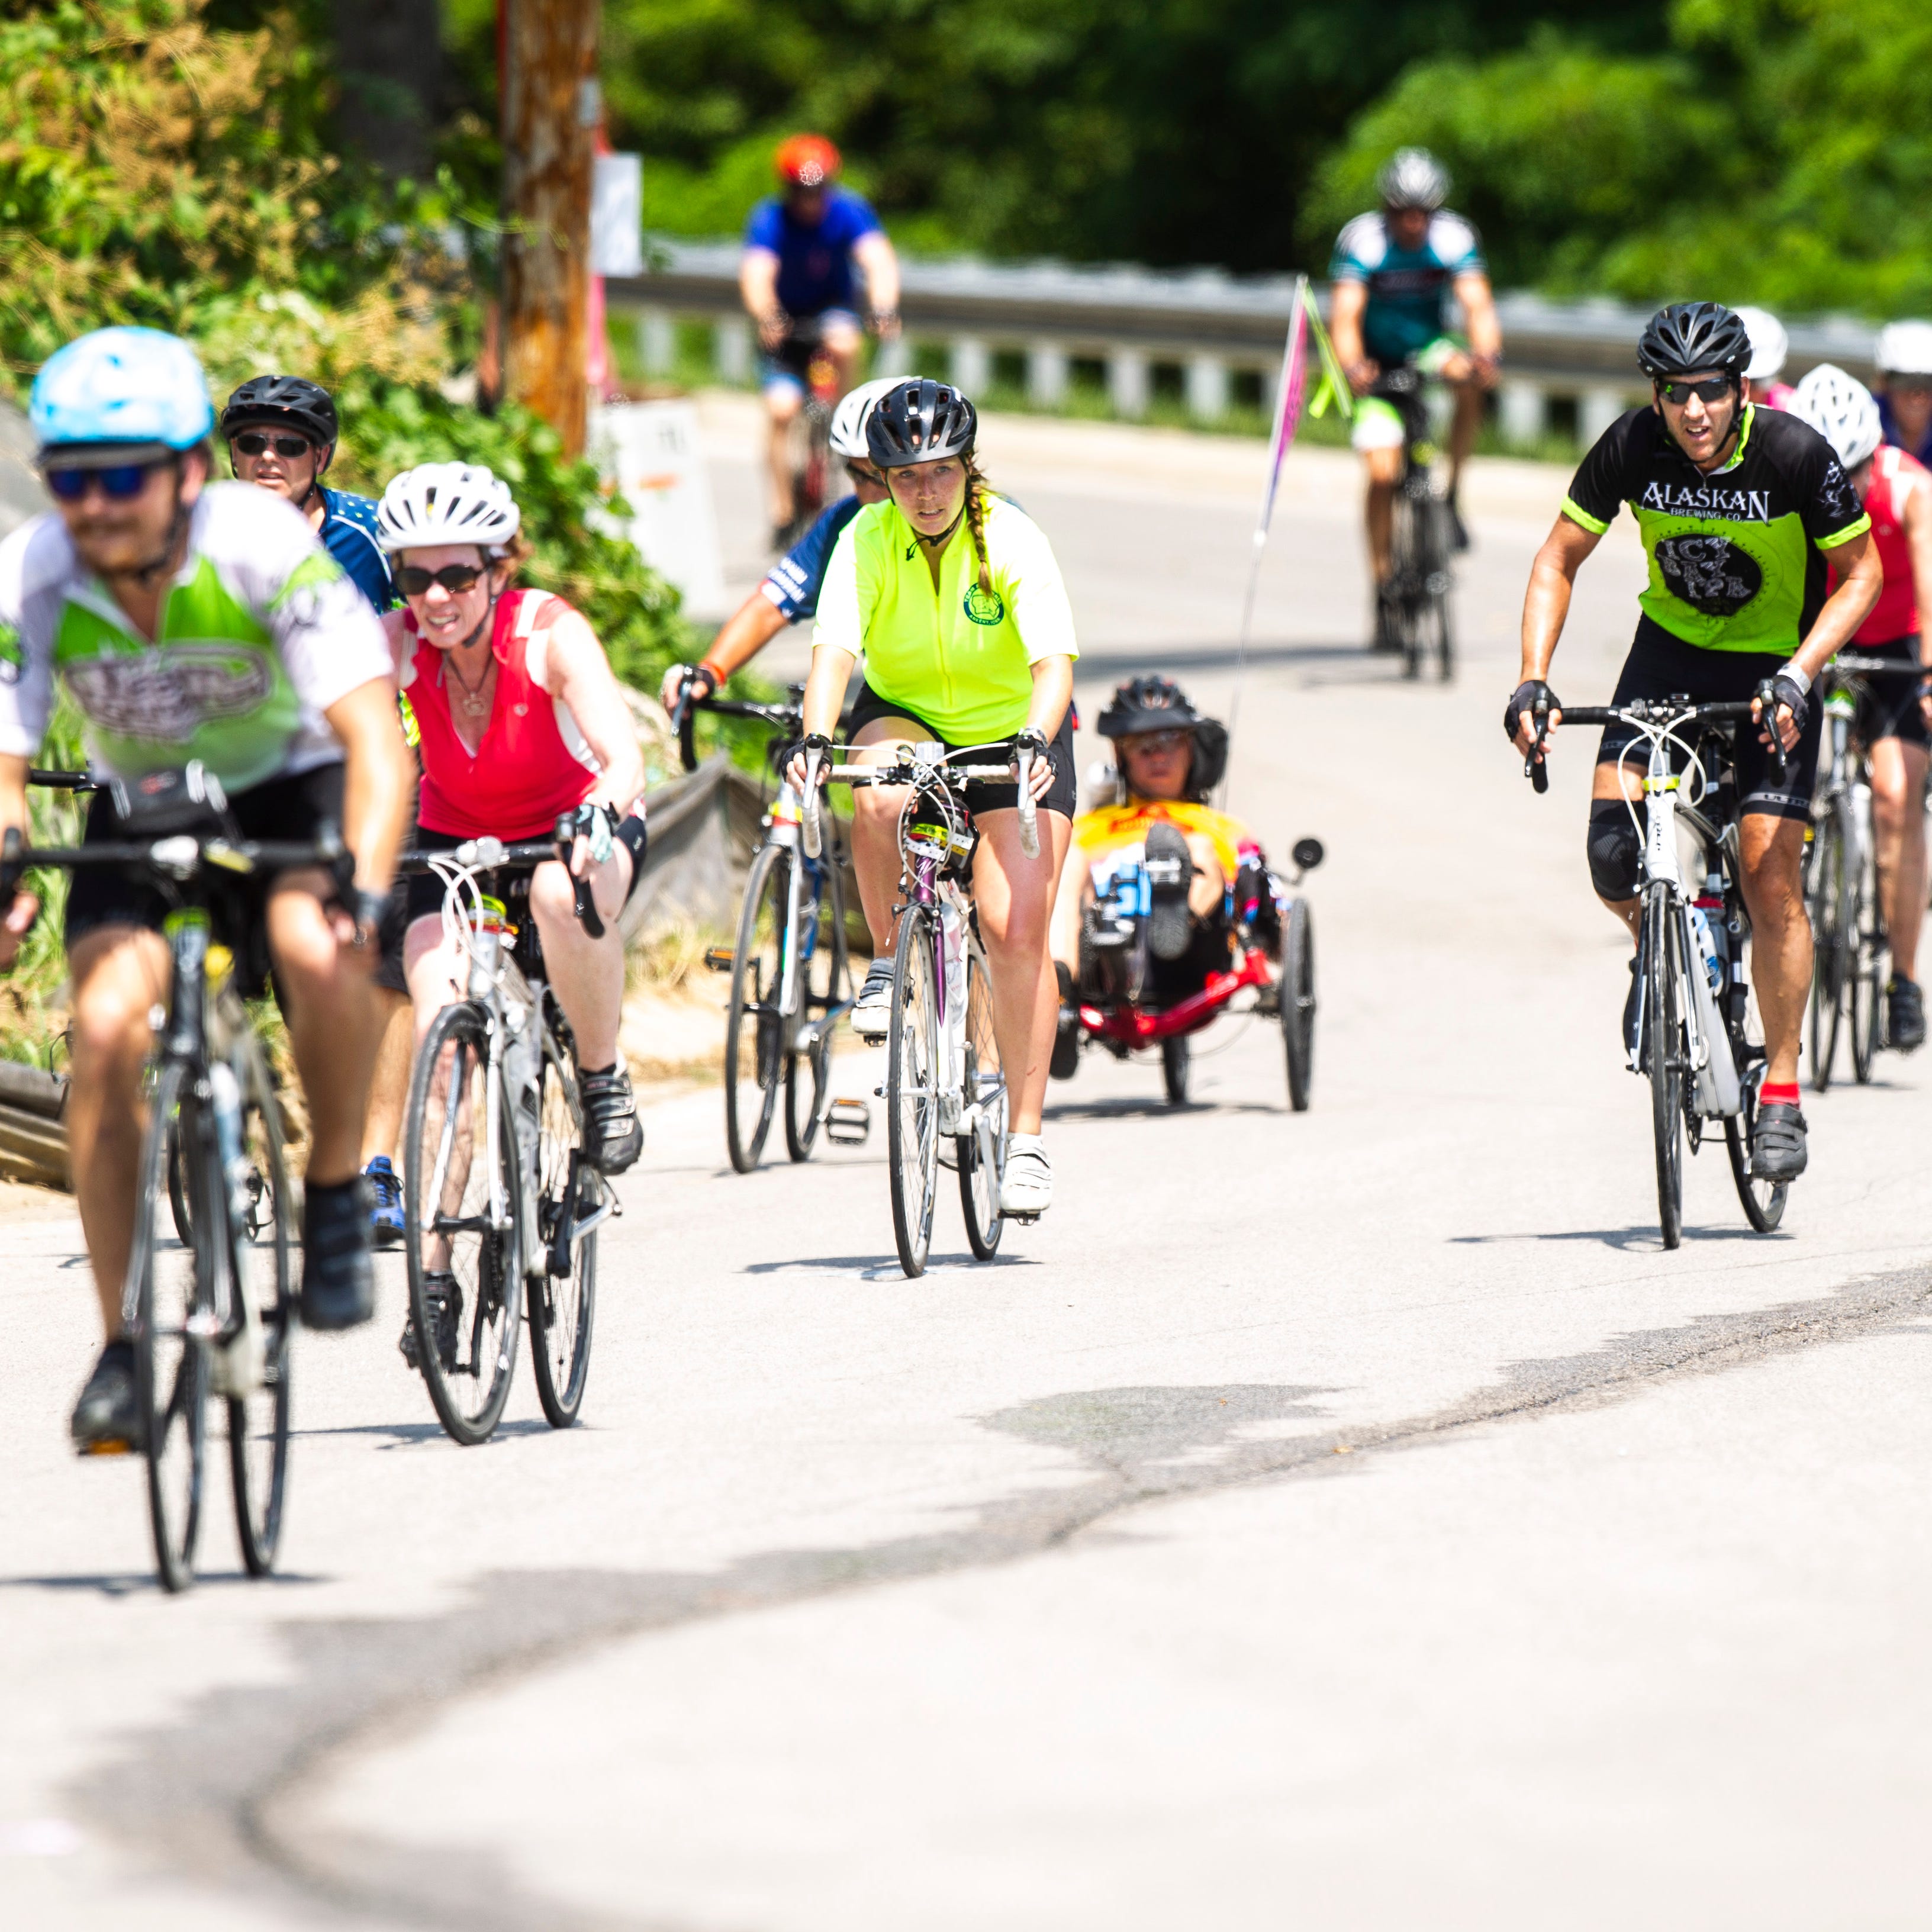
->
xmin=399 ymin=1272 xmax=462 ymax=1374
xmin=1051 ymin=960 xmax=1081 ymax=1080
xmin=999 ymin=1134 xmax=1052 ymax=1219
xmin=301 ymin=1177 xmax=375 ymax=1331
xmin=1144 ymin=823 xmax=1194 ymax=962
xmin=363 ymin=1154 xmax=404 ymax=1247
xmin=70 ymin=1340 xmax=142 ymax=1454
xmin=1751 ymin=1102 xmax=1808 ymax=1182
xmin=1888 ymin=976 xmax=1925 ymax=1052
xmin=578 ymin=1062 xmax=643 ymax=1174
xmin=850 ymin=961 xmax=894 ymax=1041
xmin=1623 ymin=955 xmax=1641 ymax=1063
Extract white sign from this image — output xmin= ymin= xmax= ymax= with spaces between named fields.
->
xmin=591 ymin=153 xmax=643 ymax=278
xmin=590 ymin=400 xmax=728 ymax=620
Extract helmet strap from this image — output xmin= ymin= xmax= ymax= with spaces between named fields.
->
xmin=914 ymin=501 xmax=967 ymax=550
xmin=106 ymin=459 xmax=192 ymax=590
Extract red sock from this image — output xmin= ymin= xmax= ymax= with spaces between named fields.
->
xmin=1761 ymin=1082 xmax=1799 ymax=1107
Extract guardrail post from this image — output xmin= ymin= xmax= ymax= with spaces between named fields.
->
xmin=1186 ymin=355 xmax=1228 ymax=422
xmin=951 ymin=336 xmax=991 ymax=398
xmin=1028 ymin=341 xmax=1068 ymax=407
xmin=1498 ymin=379 xmax=1546 ymax=447
xmin=1580 ymin=386 xmax=1630 ymax=447
xmin=714 ymin=316 xmax=752 ymax=384
xmin=1109 ymin=348 xmax=1149 ymax=418
xmin=637 ymin=308 xmax=676 ymax=378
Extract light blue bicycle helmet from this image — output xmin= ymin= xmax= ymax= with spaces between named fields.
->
xmin=30 ymin=326 xmax=215 ymax=465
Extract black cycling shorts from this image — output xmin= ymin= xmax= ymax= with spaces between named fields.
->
xmin=64 ymin=761 xmax=347 ymax=996
xmin=1596 ymin=617 xmax=1820 ymax=822
xmin=1850 ymin=633 xmax=1931 ymax=751
xmin=843 ymin=682 xmax=1078 ymax=821
xmin=400 ymin=815 xmax=647 ymax=931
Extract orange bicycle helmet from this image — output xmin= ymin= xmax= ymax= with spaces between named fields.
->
xmin=775 ymin=135 xmax=841 ymax=189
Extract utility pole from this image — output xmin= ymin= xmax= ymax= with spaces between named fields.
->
xmin=500 ymin=0 xmax=601 ymax=456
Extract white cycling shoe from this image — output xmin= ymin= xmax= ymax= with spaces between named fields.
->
xmin=999 ymin=1134 xmax=1053 ymax=1219
xmin=850 ymin=962 xmax=894 ymax=1041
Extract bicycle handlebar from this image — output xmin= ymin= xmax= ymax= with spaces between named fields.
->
xmin=0 ymin=822 xmax=353 ymax=900
xmin=1831 ymin=654 xmax=1931 ymax=680
xmin=1522 ymin=693 xmax=1784 ymax=795
xmin=394 ymin=812 xmax=606 ymax=938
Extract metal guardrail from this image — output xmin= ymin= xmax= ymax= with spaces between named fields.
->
xmin=610 ymin=239 xmax=1892 ymax=448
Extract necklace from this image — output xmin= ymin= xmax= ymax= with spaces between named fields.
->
xmin=443 ymin=646 xmax=493 ymax=719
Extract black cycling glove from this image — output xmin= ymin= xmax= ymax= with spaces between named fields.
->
xmin=1767 ymin=672 xmax=1809 ymax=740
xmin=1504 ymin=679 xmax=1559 ymax=743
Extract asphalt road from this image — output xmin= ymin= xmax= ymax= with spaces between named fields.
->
xmin=4 ymin=399 xmax=1929 ymax=1930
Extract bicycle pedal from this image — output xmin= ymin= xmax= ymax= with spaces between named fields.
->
xmin=1005 ymin=1209 xmax=1042 ymax=1226
xmin=827 ymin=1097 xmax=871 ymax=1144
xmin=703 ymin=947 xmax=734 ymax=973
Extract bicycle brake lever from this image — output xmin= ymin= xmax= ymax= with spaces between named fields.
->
xmin=1525 ymin=698 xmax=1551 ymax=794
xmin=1753 ymin=678 xmax=1790 ymax=778
xmin=553 ymin=813 xmax=607 ymax=938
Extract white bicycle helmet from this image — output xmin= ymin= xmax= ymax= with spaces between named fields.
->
xmin=829 ymin=377 xmax=906 ymax=461
xmin=1376 ymin=147 xmax=1450 ymax=211
xmin=1875 ymin=319 xmax=1932 ymax=378
xmin=1791 ymin=363 xmax=1883 ymax=472
xmin=376 ymin=462 xmax=521 ymax=555
xmin=1734 ymin=305 xmax=1788 ymax=382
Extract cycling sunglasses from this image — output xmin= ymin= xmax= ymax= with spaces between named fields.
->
xmin=1657 ymin=376 xmax=1734 ymax=406
xmin=44 ymin=463 xmax=159 ymax=503
xmin=396 ymin=561 xmax=486 ymax=597
xmin=230 ymin=430 xmax=313 ymax=459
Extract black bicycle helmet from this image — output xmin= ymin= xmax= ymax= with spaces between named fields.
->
xmin=1635 ymin=303 xmax=1751 ymax=384
xmin=1098 ymin=675 xmax=1202 ymax=740
xmin=867 ymin=378 xmax=977 ymax=468
xmin=220 ymin=373 xmax=338 ymax=447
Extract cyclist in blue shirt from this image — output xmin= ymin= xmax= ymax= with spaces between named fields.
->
xmin=1329 ymin=149 xmax=1502 ymax=636
xmin=221 ymin=376 xmax=395 ymax=614
xmin=1874 ymin=322 xmax=1932 ymax=468
xmin=740 ymin=135 xmax=901 ymax=543
xmin=660 ymin=378 xmax=900 ymax=714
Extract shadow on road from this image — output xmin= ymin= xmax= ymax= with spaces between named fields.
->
xmin=741 ymin=1251 xmax=1041 ymax=1278
xmin=1450 ymin=1223 xmax=1795 ymax=1253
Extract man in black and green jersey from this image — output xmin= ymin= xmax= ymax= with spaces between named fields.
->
xmin=1505 ymin=301 xmax=1882 ymax=1186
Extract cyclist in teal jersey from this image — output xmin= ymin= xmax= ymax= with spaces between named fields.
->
xmin=1329 ymin=149 xmax=1501 ymax=614
xmin=1506 ymin=302 xmax=1882 ymax=1186
xmin=0 ymin=329 xmax=413 ymax=1450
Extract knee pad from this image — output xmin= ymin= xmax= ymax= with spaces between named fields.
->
xmin=1586 ymin=798 xmax=1643 ymax=902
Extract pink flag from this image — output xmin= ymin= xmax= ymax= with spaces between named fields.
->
xmin=1256 ymin=278 xmax=1310 ymax=544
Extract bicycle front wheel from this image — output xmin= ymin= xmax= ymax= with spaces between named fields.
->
xmin=1807 ymin=804 xmax=1848 ymax=1090
xmin=133 ymin=1061 xmax=209 ymax=1592
xmin=1161 ymin=1033 xmax=1191 ymax=1105
xmin=226 ymin=1032 xmax=295 ymax=1576
xmin=1419 ymin=498 xmax=1455 ymax=682
xmin=886 ymin=906 xmax=941 ymax=1278
xmin=786 ymin=845 xmax=851 ymax=1162
xmin=529 ymin=1028 xmax=597 ymax=1428
xmin=724 ymin=842 xmax=787 ymax=1173
xmin=957 ymin=931 xmax=1006 ymax=1260
xmin=1281 ymin=897 xmax=1315 ymax=1112
xmin=404 ymin=1001 xmax=523 ymax=1445
xmin=1644 ymin=892 xmax=1685 ymax=1251
xmin=1850 ymin=804 xmax=1883 ymax=1083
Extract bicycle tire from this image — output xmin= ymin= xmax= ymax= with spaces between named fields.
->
xmin=1419 ymin=496 xmax=1455 ymax=682
xmin=133 ymin=1060 xmax=208 ymax=1592
xmin=786 ymin=843 xmax=851 ymax=1162
xmin=886 ymin=905 xmax=941 ymax=1279
xmin=1644 ymin=891 xmax=1685 ymax=1251
xmin=166 ymin=1122 xmax=194 ymax=1248
xmin=1724 ymin=1076 xmax=1788 ymax=1233
xmin=226 ymin=1030 xmax=295 ymax=1576
xmin=404 ymin=1000 xmax=523 ymax=1445
xmin=1806 ymin=806 xmax=1846 ymax=1090
xmin=1281 ymin=897 xmax=1315 ymax=1112
xmin=957 ymin=931 xmax=1006 ymax=1260
xmin=724 ymin=843 xmax=787 ymax=1173
xmin=1850 ymin=797 xmax=1883 ymax=1083
xmin=1161 ymin=1033 xmax=1191 ymax=1106
xmin=1393 ymin=494 xmax=1424 ymax=682
xmin=529 ymin=1024 xmax=596 ymax=1428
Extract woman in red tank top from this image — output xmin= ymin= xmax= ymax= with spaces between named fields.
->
xmin=376 ymin=462 xmax=649 ymax=1187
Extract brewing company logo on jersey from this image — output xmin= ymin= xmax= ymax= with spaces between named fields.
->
xmin=962 ymin=584 xmax=1006 ymax=626
xmin=65 ymin=643 xmax=275 ymax=741
xmin=1639 ymin=481 xmax=1773 ymax=521
xmin=1654 ymin=535 xmax=1763 ymax=616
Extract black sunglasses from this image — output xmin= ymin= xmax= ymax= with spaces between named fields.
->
xmin=231 ymin=430 xmax=313 ymax=459
xmin=1657 ymin=377 xmax=1733 ymax=406
xmin=45 ymin=463 xmax=159 ymax=503
xmin=396 ymin=562 xmax=487 ymax=597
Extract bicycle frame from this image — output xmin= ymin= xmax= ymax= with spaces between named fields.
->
xmin=761 ymin=778 xmax=848 ymax=1061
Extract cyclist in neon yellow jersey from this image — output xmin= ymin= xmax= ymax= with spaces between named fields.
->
xmin=791 ymin=378 xmax=1076 ymax=1218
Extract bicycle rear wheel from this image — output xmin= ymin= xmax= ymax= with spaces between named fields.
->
xmin=1281 ymin=897 xmax=1315 ymax=1112
xmin=724 ymin=843 xmax=787 ymax=1173
xmin=886 ymin=906 xmax=941 ymax=1278
xmin=1724 ymin=1071 xmax=1788 ymax=1233
xmin=1644 ymin=891 xmax=1685 ymax=1251
xmin=132 ymin=1061 xmax=208 ymax=1592
xmin=786 ymin=848 xmax=851 ymax=1161
xmin=1161 ymin=1033 xmax=1191 ymax=1105
xmin=225 ymin=1032 xmax=295 ymax=1576
xmin=404 ymin=1001 xmax=523 ymax=1445
xmin=1806 ymin=805 xmax=1848 ymax=1090
xmin=529 ymin=1027 xmax=597 ymax=1428
xmin=957 ymin=932 xmax=1006 ymax=1260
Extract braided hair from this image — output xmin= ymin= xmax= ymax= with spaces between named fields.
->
xmin=962 ymin=453 xmax=994 ymax=597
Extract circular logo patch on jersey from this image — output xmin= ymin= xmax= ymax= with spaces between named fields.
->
xmin=1654 ymin=535 xmax=1763 ymax=617
xmin=962 ymin=584 xmax=1006 ymax=626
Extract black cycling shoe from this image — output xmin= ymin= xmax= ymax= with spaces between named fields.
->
xmin=398 ymin=1271 xmax=462 ymax=1374
xmin=1144 ymin=823 xmax=1194 ymax=962
xmin=1447 ymin=494 xmax=1471 ymax=553
xmin=1751 ymin=1102 xmax=1809 ymax=1183
xmin=1622 ymin=954 xmax=1641 ymax=1062
xmin=70 ymin=1340 xmax=142 ymax=1454
xmin=1371 ymin=582 xmax=1403 ymax=652
xmin=1888 ymin=976 xmax=1925 ymax=1052
xmin=1051 ymin=961 xmax=1081 ymax=1080
xmin=301 ymin=1177 xmax=375 ymax=1331
xmin=579 ymin=1062 xmax=643 ymax=1174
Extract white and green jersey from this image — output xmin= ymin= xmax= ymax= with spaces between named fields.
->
xmin=0 ymin=482 xmax=391 ymax=790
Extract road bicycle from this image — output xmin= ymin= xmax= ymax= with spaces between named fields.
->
xmin=1526 ymin=692 xmax=1788 ymax=1250
xmin=1 ymin=767 xmax=334 ymax=1591
xmin=1369 ymin=366 xmax=1454 ymax=683
xmin=800 ymin=736 xmax=1038 ymax=1278
xmin=669 ymin=682 xmax=858 ymax=1170
xmin=1805 ymin=653 xmax=1927 ymax=1089
xmin=397 ymin=823 xmax=612 ymax=1445
xmin=771 ymin=315 xmax=842 ymax=547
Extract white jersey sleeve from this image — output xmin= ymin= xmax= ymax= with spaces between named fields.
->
xmin=0 ymin=514 xmax=77 ymax=761
xmin=988 ymin=498 xmax=1079 ymax=665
